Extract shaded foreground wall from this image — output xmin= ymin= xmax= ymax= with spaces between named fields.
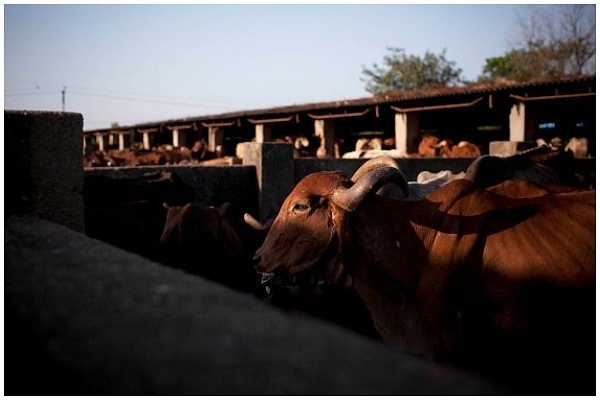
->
xmin=5 ymin=214 xmax=503 ymax=395
xmin=4 ymin=110 xmax=503 ymax=395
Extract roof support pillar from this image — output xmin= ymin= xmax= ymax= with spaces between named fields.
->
xmin=171 ymin=128 xmax=187 ymax=148
xmin=142 ymin=132 xmax=151 ymax=150
xmin=208 ymin=126 xmax=225 ymax=153
xmin=118 ymin=133 xmax=127 ymax=150
xmin=394 ymin=111 xmax=420 ymax=155
xmin=254 ymin=123 xmax=273 ymax=143
xmin=96 ymin=134 xmax=105 ymax=152
xmin=314 ymin=119 xmax=336 ymax=158
xmin=509 ymin=102 xmax=538 ymax=142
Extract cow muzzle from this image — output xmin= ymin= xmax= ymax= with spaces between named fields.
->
xmin=257 ymin=267 xmax=327 ymax=297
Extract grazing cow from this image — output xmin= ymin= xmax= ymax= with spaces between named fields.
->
xmin=253 ymin=156 xmax=595 ymax=395
xmin=158 ymin=202 xmax=265 ymax=293
xmin=436 ymin=140 xmax=482 ymax=158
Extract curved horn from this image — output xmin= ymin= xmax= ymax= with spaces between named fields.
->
xmin=351 ymin=156 xmax=400 ymax=182
xmin=243 ymin=213 xmax=266 ymax=231
xmin=351 ymin=156 xmax=409 ymax=196
xmin=332 ymin=166 xmax=409 ymax=211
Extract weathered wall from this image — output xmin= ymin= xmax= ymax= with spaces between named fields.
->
xmin=5 ymin=214 xmax=504 ymax=395
xmin=84 ymin=164 xmax=261 ymax=218
xmin=5 ymin=110 xmax=85 ymax=232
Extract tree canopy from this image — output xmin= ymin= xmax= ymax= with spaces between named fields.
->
xmin=478 ymin=5 xmax=595 ymax=82
xmin=361 ymin=5 xmax=595 ymax=93
xmin=360 ymin=47 xmax=465 ymax=95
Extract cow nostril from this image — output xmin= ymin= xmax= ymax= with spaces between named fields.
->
xmin=252 ymin=254 xmax=262 ymax=270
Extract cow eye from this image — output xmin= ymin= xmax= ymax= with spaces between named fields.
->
xmin=292 ymin=203 xmax=310 ymax=213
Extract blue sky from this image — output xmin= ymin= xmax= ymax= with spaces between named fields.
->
xmin=4 ymin=4 xmax=560 ymax=131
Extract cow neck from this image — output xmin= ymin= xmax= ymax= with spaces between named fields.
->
xmin=336 ymin=197 xmax=437 ymax=355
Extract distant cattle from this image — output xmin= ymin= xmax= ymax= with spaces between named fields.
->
xmin=84 ymin=171 xmax=195 ymax=260
xmin=436 ymin=140 xmax=481 ymax=158
xmin=342 ymin=149 xmax=403 ymax=159
xmin=158 ymin=202 xmax=265 ymax=293
xmin=84 ymin=150 xmax=115 ymax=168
xmin=253 ymin=156 xmax=595 ymax=394
xmin=417 ymin=134 xmax=440 ymax=157
xmin=565 ymin=137 xmax=589 ymax=158
xmin=190 ymin=139 xmax=217 ymax=161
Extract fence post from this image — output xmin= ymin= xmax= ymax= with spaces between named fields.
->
xmin=242 ymin=142 xmax=294 ymax=222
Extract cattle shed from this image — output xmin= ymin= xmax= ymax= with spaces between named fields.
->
xmin=5 ymin=113 xmax=510 ymax=396
xmin=83 ymin=75 xmax=596 ymax=159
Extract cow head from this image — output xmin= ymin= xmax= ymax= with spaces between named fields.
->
xmin=253 ymin=156 xmax=408 ymax=293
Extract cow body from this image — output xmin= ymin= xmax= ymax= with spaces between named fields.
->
xmin=84 ymin=171 xmax=195 ymax=260
xmin=253 ymin=158 xmax=595 ymax=394
xmin=159 ymin=202 xmax=263 ymax=293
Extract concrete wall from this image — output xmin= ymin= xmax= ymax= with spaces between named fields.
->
xmin=5 ymin=214 xmax=503 ymax=395
xmin=84 ymin=164 xmax=261 ymax=218
xmin=5 ymin=110 xmax=84 ymax=232
xmin=83 ymin=153 xmax=474 ymax=223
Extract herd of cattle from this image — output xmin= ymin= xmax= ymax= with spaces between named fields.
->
xmin=84 ymin=133 xmax=493 ymax=168
xmin=83 ymin=141 xmax=595 ymax=395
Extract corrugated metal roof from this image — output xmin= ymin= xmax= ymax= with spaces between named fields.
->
xmin=87 ymin=74 xmax=595 ymax=133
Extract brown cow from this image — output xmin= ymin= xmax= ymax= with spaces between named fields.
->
xmin=84 ymin=171 xmax=195 ymax=260
xmin=417 ymin=133 xmax=440 ymax=157
xmin=436 ymin=139 xmax=481 ymax=158
xmin=253 ymin=156 xmax=595 ymax=395
xmin=158 ymin=202 xmax=264 ymax=293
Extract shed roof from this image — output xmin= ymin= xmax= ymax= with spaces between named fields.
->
xmin=86 ymin=74 xmax=595 ymax=134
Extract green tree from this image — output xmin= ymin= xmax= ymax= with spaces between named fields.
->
xmin=361 ymin=47 xmax=465 ymax=94
xmin=479 ymin=4 xmax=595 ymax=82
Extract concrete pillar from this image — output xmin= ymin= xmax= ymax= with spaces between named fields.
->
xmin=255 ymin=124 xmax=273 ymax=143
xmin=97 ymin=134 xmax=105 ymax=152
xmin=208 ymin=127 xmax=225 ymax=152
xmin=118 ymin=134 xmax=126 ymax=150
xmin=242 ymin=142 xmax=294 ymax=222
xmin=142 ymin=132 xmax=151 ymax=150
xmin=314 ymin=119 xmax=336 ymax=157
xmin=4 ymin=110 xmax=84 ymax=232
xmin=509 ymin=103 xmax=526 ymax=142
xmin=172 ymin=128 xmax=186 ymax=148
xmin=395 ymin=112 xmax=420 ymax=155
